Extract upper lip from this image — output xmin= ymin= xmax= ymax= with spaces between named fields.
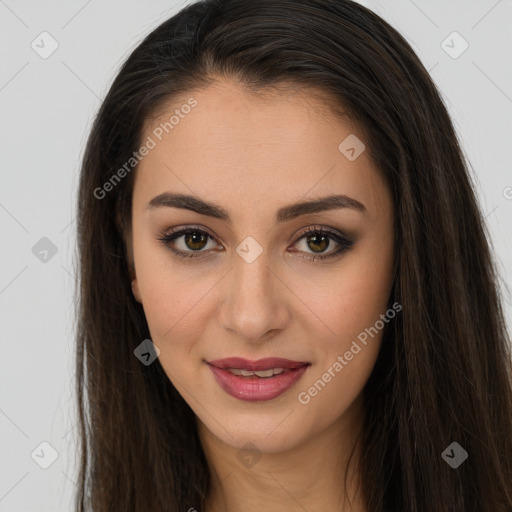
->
xmin=207 ymin=357 xmax=310 ymax=371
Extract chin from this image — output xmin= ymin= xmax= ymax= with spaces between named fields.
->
xmin=200 ymin=408 xmax=313 ymax=454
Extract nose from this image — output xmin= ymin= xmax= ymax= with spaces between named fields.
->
xmin=219 ymin=248 xmax=290 ymax=343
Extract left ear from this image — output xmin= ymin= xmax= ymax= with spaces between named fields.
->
xmin=117 ymin=206 xmax=142 ymax=303
xmin=131 ymin=277 xmax=142 ymax=303
xmin=126 ymin=234 xmax=142 ymax=304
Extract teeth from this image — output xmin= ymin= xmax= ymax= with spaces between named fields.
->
xmin=227 ymin=368 xmax=287 ymax=377
xmin=254 ymin=369 xmax=276 ymax=378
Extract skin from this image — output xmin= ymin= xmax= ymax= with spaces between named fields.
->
xmin=128 ymin=79 xmax=394 ymax=512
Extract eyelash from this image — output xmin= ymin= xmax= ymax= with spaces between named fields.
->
xmin=157 ymin=224 xmax=354 ymax=262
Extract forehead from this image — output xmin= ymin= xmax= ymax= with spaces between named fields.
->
xmin=134 ymin=79 xmax=389 ymax=220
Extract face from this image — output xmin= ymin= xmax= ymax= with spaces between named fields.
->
xmin=128 ymin=79 xmax=394 ymax=454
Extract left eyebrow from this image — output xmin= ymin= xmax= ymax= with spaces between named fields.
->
xmin=145 ymin=192 xmax=366 ymax=224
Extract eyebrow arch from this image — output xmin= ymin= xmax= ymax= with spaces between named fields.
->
xmin=146 ymin=192 xmax=366 ymax=223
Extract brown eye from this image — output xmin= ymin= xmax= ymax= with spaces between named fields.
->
xmin=157 ymin=224 xmax=353 ymax=261
xmin=305 ymin=233 xmax=330 ymax=253
xmin=157 ymin=227 xmax=219 ymax=259
xmin=291 ymin=226 xmax=353 ymax=262
xmin=182 ymin=231 xmax=209 ymax=251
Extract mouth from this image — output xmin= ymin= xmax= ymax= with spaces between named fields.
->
xmin=206 ymin=357 xmax=311 ymax=401
xmin=207 ymin=357 xmax=310 ymax=372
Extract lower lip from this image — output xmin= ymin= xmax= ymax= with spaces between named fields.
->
xmin=207 ymin=363 xmax=310 ymax=402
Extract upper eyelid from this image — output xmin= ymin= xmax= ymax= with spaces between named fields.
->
xmin=162 ymin=224 xmax=352 ymax=253
xmin=159 ymin=224 xmax=354 ymax=263
xmin=162 ymin=224 xmax=348 ymax=242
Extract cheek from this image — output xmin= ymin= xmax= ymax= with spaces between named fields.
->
xmin=135 ymin=260 xmax=211 ymax=395
xmin=292 ymin=235 xmax=394 ymax=350
xmin=292 ymin=239 xmax=393 ymax=414
xmin=137 ymin=268 xmax=212 ymax=348
xmin=132 ymin=223 xmax=208 ymax=340
xmin=294 ymin=339 xmax=381 ymax=440
xmin=295 ymin=285 xmax=388 ymax=398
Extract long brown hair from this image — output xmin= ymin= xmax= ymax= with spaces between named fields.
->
xmin=74 ymin=0 xmax=512 ymax=510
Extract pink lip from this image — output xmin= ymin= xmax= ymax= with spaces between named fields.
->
xmin=208 ymin=357 xmax=309 ymax=371
xmin=206 ymin=358 xmax=310 ymax=402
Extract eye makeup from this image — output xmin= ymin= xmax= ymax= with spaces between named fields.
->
xmin=156 ymin=224 xmax=355 ymax=262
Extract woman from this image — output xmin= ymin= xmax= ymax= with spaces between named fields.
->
xmin=75 ymin=0 xmax=512 ymax=510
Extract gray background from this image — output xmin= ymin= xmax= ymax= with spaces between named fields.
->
xmin=1 ymin=0 xmax=511 ymax=510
